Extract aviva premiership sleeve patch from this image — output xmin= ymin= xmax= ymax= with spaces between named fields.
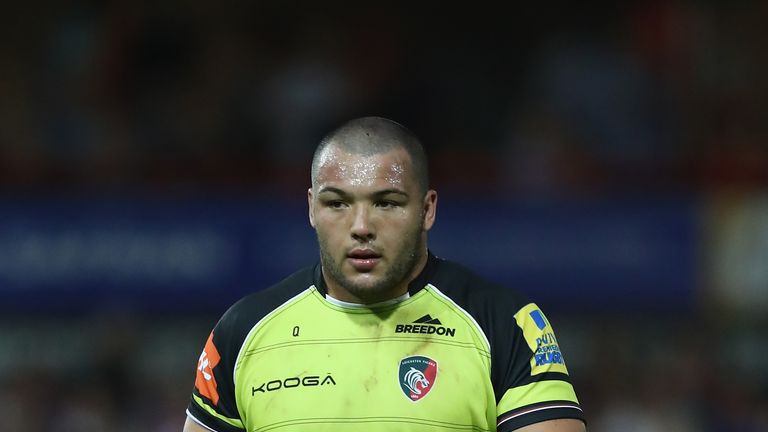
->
xmin=514 ymin=304 xmax=569 ymax=376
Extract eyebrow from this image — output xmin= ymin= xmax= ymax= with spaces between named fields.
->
xmin=317 ymin=186 xmax=409 ymax=199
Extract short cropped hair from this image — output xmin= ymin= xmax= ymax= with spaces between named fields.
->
xmin=311 ymin=117 xmax=429 ymax=195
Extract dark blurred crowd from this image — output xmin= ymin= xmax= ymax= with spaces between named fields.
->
xmin=1 ymin=2 xmax=766 ymax=194
xmin=1 ymin=1 xmax=767 ymax=431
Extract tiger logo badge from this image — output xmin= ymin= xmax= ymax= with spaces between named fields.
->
xmin=398 ymin=356 xmax=437 ymax=401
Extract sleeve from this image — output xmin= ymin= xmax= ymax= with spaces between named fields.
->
xmin=186 ymin=316 xmax=246 ymax=432
xmin=494 ymin=303 xmax=585 ymax=431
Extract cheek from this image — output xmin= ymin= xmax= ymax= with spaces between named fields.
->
xmin=315 ymin=213 xmax=347 ymax=232
xmin=383 ymin=214 xmax=422 ymax=238
xmin=315 ymin=219 xmax=345 ymax=245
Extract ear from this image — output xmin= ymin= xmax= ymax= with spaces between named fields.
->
xmin=308 ymin=188 xmax=316 ymax=228
xmin=422 ymin=190 xmax=438 ymax=231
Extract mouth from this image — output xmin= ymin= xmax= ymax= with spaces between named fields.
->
xmin=346 ymin=249 xmax=382 ymax=272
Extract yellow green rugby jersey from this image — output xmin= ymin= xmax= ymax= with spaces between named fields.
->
xmin=188 ymin=253 xmax=584 ymax=432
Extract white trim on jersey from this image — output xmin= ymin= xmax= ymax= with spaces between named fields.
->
xmin=186 ymin=409 xmax=222 ymax=432
xmin=496 ymin=404 xmax=584 ymax=427
xmin=324 ymin=291 xmax=410 ymax=308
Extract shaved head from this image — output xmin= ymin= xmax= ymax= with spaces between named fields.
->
xmin=311 ymin=117 xmax=429 ymax=195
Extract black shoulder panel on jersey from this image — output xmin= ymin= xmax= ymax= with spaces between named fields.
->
xmin=218 ymin=264 xmax=317 ymax=344
xmin=426 ymin=254 xmax=538 ymax=403
xmin=189 ymin=265 xmax=316 ymax=425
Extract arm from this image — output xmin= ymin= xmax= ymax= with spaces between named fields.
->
xmin=494 ymin=303 xmax=586 ymax=430
xmin=184 ymin=415 xmax=213 ymax=432
xmin=515 ymin=418 xmax=586 ymax=432
xmin=186 ymin=328 xmax=246 ymax=432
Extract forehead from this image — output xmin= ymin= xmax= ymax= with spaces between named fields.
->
xmin=314 ymin=146 xmax=415 ymax=190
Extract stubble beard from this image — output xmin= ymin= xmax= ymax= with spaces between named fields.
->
xmin=317 ymin=223 xmax=425 ymax=304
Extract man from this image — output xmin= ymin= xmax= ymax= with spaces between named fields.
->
xmin=184 ymin=117 xmax=586 ymax=431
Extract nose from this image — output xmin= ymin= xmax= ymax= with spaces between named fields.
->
xmin=350 ymin=205 xmax=375 ymax=241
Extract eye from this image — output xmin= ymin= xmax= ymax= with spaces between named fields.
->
xmin=326 ymin=200 xmax=346 ymax=209
xmin=376 ymin=200 xmax=399 ymax=209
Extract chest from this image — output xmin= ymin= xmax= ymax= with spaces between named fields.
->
xmin=234 ymin=301 xmax=496 ymax=431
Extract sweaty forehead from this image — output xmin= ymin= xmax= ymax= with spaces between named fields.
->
xmin=315 ymin=147 xmax=412 ymax=190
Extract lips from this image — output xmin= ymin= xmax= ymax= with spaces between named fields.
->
xmin=347 ymin=249 xmax=381 ymax=272
xmin=348 ymin=249 xmax=381 ymax=259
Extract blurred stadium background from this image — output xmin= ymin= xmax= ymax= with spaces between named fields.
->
xmin=1 ymin=2 xmax=767 ymax=431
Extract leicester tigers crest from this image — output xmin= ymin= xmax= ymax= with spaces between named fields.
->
xmin=398 ymin=356 xmax=437 ymax=401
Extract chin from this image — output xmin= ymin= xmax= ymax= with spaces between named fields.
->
xmin=344 ymin=275 xmax=383 ymax=292
xmin=342 ymin=277 xmax=390 ymax=299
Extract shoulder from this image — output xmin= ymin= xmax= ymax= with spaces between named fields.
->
xmin=429 ymin=256 xmax=531 ymax=315
xmin=214 ymin=265 xmax=317 ymax=344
